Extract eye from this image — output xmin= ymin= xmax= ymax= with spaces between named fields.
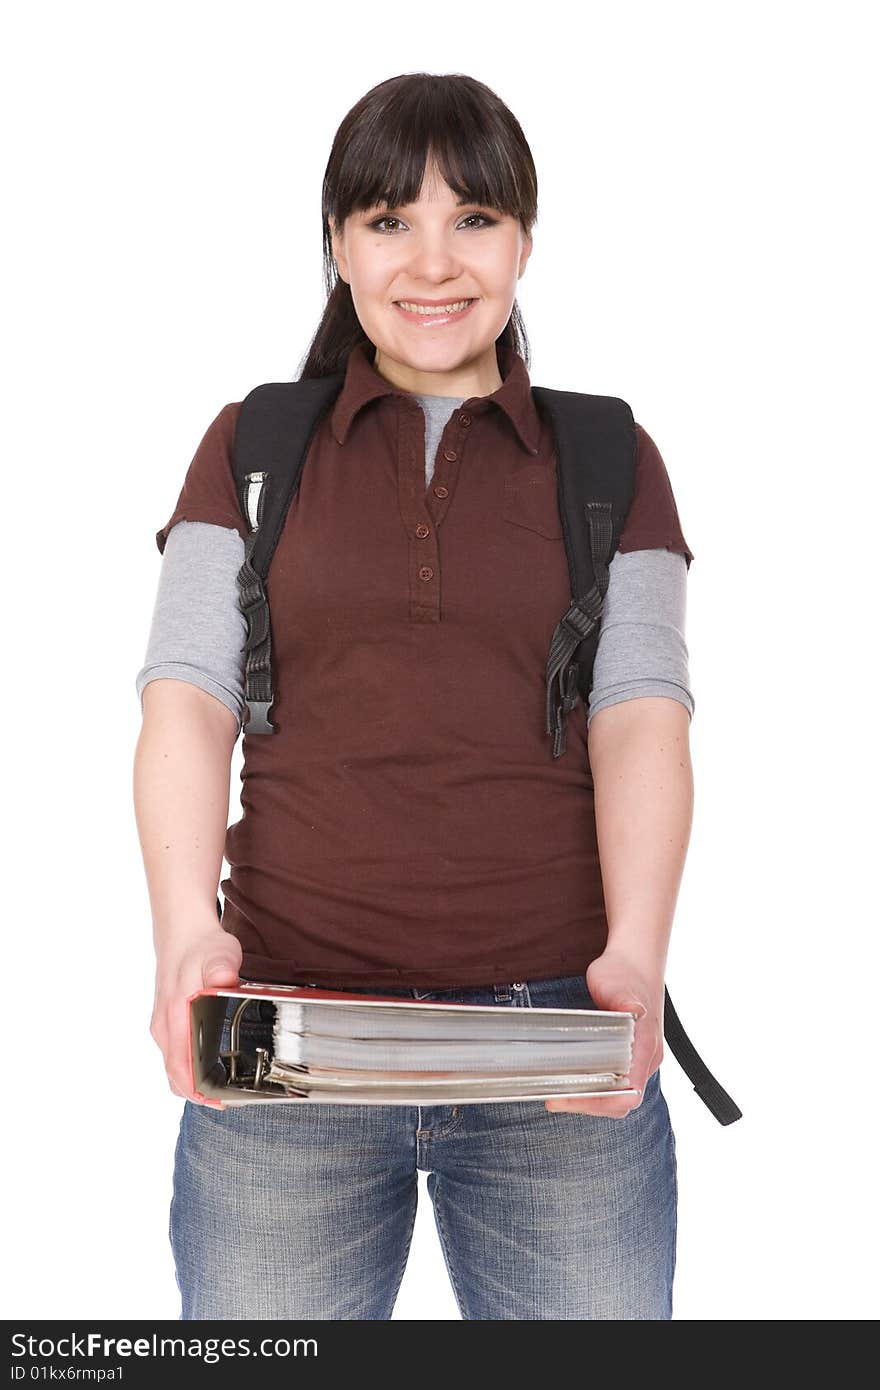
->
xmin=366 ymin=211 xmax=499 ymax=234
xmin=368 ymin=216 xmax=404 ymax=233
xmin=460 ymin=212 xmax=498 ymax=229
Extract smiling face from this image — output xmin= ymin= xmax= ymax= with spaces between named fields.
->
xmin=329 ymin=155 xmax=533 ymax=397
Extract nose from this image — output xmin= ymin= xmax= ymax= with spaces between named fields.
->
xmin=403 ymin=229 xmax=463 ymax=283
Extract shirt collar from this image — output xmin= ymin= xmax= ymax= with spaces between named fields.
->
xmin=329 ymin=339 xmax=542 ymax=457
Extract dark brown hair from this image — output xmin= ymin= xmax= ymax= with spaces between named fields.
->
xmin=298 ymin=73 xmax=538 ymax=379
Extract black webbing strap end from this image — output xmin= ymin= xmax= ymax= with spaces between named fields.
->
xmin=691 ymin=1074 xmax=744 ymax=1127
xmin=663 ymin=987 xmax=743 ymax=1125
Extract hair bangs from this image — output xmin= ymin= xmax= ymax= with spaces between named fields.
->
xmin=328 ymin=75 xmax=535 ymax=229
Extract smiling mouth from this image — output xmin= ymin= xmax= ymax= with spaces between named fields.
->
xmin=394 ymin=298 xmax=477 ymax=316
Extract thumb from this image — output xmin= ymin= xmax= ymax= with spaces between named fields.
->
xmin=608 ymin=993 xmax=647 ymax=1020
xmin=202 ymin=951 xmax=242 ymax=988
xmin=596 ymin=986 xmax=647 ymax=1019
xmin=585 ymin=970 xmax=647 ymax=1019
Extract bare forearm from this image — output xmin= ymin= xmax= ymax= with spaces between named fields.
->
xmin=588 ymin=697 xmax=694 ymax=978
xmin=133 ymin=679 xmax=239 ymax=955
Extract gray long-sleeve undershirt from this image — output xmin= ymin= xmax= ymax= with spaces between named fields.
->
xmin=136 ymin=392 xmax=694 ymax=736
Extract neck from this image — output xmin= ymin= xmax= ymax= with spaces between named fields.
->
xmin=372 ymin=342 xmax=503 ymax=398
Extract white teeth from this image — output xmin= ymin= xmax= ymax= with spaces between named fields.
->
xmin=396 ymin=299 xmax=474 ymax=315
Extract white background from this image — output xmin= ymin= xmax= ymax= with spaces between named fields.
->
xmin=4 ymin=0 xmax=877 ymax=1321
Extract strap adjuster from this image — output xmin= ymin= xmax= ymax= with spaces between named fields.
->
xmin=243 ymin=699 xmax=275 ymax=736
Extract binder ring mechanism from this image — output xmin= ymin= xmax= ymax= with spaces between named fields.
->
xmin=217 ymin=997 xmax=285 ymax=1093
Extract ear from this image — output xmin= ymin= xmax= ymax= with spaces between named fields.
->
xmin=329 ymin=216 xmax=349 ymax=284
xmin=518 ymin=229 xmax=533 ymax=279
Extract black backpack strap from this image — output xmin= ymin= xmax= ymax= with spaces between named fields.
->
xmin=543 ymin=503 xmax=614 ymax=758
xmin=663 ymin=989 xmax=742 ymax=1124
xmin=531 ymin=387 xmax=637 ymax=759
xmin=534 ymin=385 xmax=742 ymax=1126
xmin=231 ymin=374 xmax=345 ymax=735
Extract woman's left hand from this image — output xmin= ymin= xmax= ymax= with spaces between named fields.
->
xmin=544 ymin=946 xmax=665 ymax=1118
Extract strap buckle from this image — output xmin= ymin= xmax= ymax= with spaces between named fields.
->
xmin=243 ymin=700 xmax=276 ymax=736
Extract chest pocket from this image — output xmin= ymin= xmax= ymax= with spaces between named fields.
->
xmin=502 ymin=464 xmax=564 ymax=539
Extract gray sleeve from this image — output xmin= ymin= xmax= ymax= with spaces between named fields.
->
xmin=587 ymin=548 xmax=694 ymax=729
xmin=135 ymin=520 xmax=247 ymax=733
xmin=136 ymin=526 xmax=693 ymax=739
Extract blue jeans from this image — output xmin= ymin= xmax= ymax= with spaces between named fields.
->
xmin=169 ymin=972 xmax=678 ymax=1319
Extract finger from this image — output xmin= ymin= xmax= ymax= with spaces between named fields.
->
xmin=546 ymin=1107 xmax=640 ymax=1119
xmin=546 ymin=1088 xmax=643 ymax=1118
xmin=629 ymin=1014 xmax=660 ymax=1068
xmin=628 ymin=1035 xmax=662 ymax=1093
xmin=546 ymin=1101 xmax=641 ymax=1118
xmin=188 ymin=1094 xmax=226 ymax=1110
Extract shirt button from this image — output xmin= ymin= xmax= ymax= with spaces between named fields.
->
xmin=443 ymin=449 xmax=457 ymax=462
xmin=415 ymin=523 xmax=430 ymax=538
xmin=459 ymin=413 xmax=472 ymax=427
xmin=418 ymin=566 xmax=434 ymax=581
xmin=433 ymin=484 xmax=449 ymax=499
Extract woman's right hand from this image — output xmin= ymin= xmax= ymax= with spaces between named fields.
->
xmin=150 ymin=925 xmax=243 ymax=1104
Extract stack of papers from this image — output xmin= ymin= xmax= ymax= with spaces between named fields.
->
xmin=259 ymin=995 xmax=636 ymax=1104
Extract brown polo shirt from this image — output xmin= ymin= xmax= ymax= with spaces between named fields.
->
xmin=156 ymin=340 xmax=693 ymax=987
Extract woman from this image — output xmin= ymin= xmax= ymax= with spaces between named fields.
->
xmin=134 ymin=72 xmax=693 ymax=1320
